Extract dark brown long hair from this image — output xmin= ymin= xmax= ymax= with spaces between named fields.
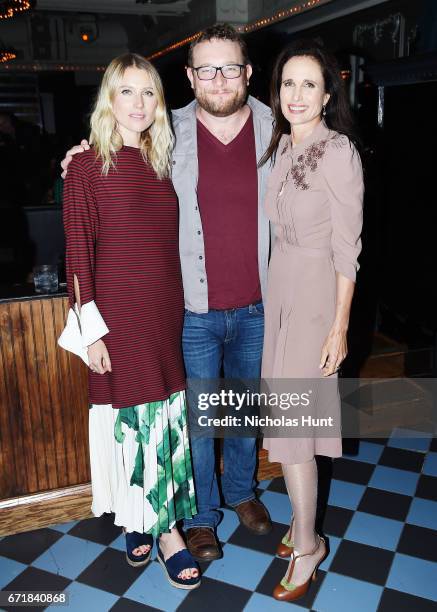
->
xmin=260 ymin=39 xmax=360 ymax=166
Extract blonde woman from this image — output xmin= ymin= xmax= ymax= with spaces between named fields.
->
xmin=58 ymin=53 xmax=200 ymax=589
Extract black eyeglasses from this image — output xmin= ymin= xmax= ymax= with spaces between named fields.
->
xmin=192 ymin=64 xmax=245 ymax=80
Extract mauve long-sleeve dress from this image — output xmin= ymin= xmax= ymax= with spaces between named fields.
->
xmin=261 ymin=120 xmax=364 ymax=464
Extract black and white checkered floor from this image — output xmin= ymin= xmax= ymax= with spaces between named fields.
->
xmin=1 ymin=427 xmax=436 ymax=612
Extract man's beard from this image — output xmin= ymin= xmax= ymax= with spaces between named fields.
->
xmin=194 ymin=83 xmax=248 ymax=117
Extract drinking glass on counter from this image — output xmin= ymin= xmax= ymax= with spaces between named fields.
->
xmin=33 ymin=264 xmax=59 ymax=294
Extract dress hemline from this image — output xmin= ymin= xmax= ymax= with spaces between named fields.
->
xmin=88 ymin=383 xmax=187 ymax=410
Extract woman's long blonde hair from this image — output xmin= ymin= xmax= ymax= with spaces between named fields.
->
xmin=89 ymin=53 xmax=174 ymax=178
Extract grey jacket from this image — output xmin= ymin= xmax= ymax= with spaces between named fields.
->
xmin=171 ymin=95 xmax=273 ymax=313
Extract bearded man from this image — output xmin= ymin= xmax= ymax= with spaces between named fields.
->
xmin=172 ymin=24 xmax=273 ymax=560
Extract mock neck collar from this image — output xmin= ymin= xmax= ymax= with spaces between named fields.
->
xmin=282 ymin=119 xmax=331 ymax=156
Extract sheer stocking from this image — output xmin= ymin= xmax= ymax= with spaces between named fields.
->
xmin=281 ymin=459 xmax=325 ymax=585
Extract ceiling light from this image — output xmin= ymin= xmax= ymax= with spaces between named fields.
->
xmin=0 ymin=49 xmax=16 ymax=62
xmin=0 ymin=0 xmax=34 ymax=20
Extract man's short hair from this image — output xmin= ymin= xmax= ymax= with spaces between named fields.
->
xmin=187 ymin=23 xmax=250 ymax=67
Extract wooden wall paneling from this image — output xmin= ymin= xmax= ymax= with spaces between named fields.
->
xmin=30 ymin=299 xmax=59 ymax=491
xmin=52 ymin=298 xmax=79 ymax=486
xmin=60 ymin=298 xmax=91 ymax=483
xmin=0 ymin=303 xmax=27 ymax=498
xmin=0 ymin=309 xmax=8 ymax=496
xmin=53 ymin=298 xmax=90 ymax=485
xmin=20 ymin=300 xmax=49 ymax=493
xmin=0 ymin=296 xmax=94 ymax=502
xmin=54 ymin=298 xmax=89 ymax=485
xmin=0 ymin=333 xmax=6 ymax=495
xmin=72 ymin=353 xmax=91 ymax=483
xmin=12 ymin=301 xmax=41 ymax=494
xmin=41 ymin=298 xmax=70 ymax=487
xmin=0 ymin=318 xmax=15 ymax=498
xmin=77 ymin=353 xmax=91 ymax=481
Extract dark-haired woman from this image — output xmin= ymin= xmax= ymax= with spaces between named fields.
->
xmin=260 ymin=41 xmax=364 ymax=601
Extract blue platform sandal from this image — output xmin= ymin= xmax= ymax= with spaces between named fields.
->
xmin=157 ymin=545 xmax=201 ymax=590
xmin=123 ymin=528 xmax=153 ymax=567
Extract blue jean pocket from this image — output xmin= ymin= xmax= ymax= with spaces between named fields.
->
xmin=250 ymin=302 xmax=264 ymax=315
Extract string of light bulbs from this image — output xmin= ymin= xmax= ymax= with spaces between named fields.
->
xmin=0 ymin=0 xmax=33 ymax=21
xmin=147 ymin=0 xmax=328 ymax=60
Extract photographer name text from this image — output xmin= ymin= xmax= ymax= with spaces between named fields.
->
xmin=197 ymin=415 xmax=334 ymax=428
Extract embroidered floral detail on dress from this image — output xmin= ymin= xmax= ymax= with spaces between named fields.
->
xmin=288 ymin=132 xmax=342 ymax=190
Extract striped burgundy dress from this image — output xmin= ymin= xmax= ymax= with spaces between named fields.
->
xmin=63 ymin=146 xmax=186 ymax=409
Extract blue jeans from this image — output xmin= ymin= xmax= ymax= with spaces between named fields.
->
xmin=182 ymin=302 xmax=264 ymax=530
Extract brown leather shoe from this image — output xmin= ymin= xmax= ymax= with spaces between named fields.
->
xmin=273 ymin=535 xmax=327 ymax=602
xmin=234 ymin=499 xmax=272 ymax=535
xmin=186 ymin=527 xmax=222 ymax=562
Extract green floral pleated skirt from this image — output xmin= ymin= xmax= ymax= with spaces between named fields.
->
xmin=88 ymin=391 xmax=197 ymax=536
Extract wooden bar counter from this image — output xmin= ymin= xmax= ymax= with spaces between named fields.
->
xmin=0 ymin=285 xmax=279 ymax=535
xmin=0 ymin=286 xmax=91 ymax=512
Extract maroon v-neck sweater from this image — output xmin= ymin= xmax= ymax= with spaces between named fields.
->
xmin=197 ymin=113 xmax=261 ymax=310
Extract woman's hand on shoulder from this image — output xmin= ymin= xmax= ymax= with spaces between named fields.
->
xmin=88 ymin=339 xmax=112 ymax=374
xmin=319 ymin=325 xmax=348 ymax=377
xmin=61 ymin=140 xmax=90 ymax=179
